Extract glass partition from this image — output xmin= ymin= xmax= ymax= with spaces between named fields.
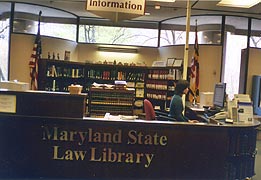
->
xmin=79 ymin=18 xmax=159 ymax=47
xmin=0 ymin=2 xmax=11 ymax=81
xmin=250 ymin=18 xmax=261 ymax=48
xmin=160 ymin=15 xmax=222 ymax=46
xmin=79 ymin=24 xmax=158 ymax=46
xmin=13 ymin=3 xmax=77 ymax=41
xmin=224 ymin=16 xmax=248 ymax=99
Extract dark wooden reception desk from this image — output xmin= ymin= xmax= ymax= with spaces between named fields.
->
xmin=0 ymin=114 xmax=259 ymax=180
xmin=0 ymin=90 xmax=260 ymax=179
xmin=0 ymin=89 xmax=87 ymax=118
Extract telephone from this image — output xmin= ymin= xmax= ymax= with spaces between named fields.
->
xmin=212 ymin=111 xmax=228 ymax=120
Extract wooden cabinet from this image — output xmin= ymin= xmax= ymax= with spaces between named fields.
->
xmin=0 ymin=90 xmax=87 ymax=118
xmin=89 ymin=87 xmax=135 ymax=117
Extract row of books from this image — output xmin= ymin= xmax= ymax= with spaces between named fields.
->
xmin=147 ymin=69 xmax=182 ymax=80
xmin=91 ymin=101 xmax=133 ymax=106
xmin=146 ymin=80 xmax=168 ymax=90
xmin=46 ymin=65 xmax=85 ymax=78
xmin=46 ymin=66 xmax=181 ymax=81
xmin=87 ymin=69 xmax=145 ymax=81
xmin=146 ymin=91 xmax=167 ymax=100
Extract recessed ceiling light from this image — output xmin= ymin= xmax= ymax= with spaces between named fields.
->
xmin=217 ymin=0 xmax=261 ymax=8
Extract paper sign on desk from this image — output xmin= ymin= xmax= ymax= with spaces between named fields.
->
xmin=0 ymin=95 xmax=16 ymax=113
xmin=237 ymin=102 xmax=253 ymax=123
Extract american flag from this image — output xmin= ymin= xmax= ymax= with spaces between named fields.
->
xmin=29 ymin=11 xmax=42 ymax=90
xmin=189 ymin=20 xmax=199 ymax=103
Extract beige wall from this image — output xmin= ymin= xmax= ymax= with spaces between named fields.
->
xmin=10 ymin=34 xmax=78 ymax=83
xmin=246 ymin=48 xmax=261 ymax=95
xmin=77 ymin=44 xmax=159 ymax=65
xmin=10 ymin=34 xmax=221 ymax=93
xmin=158 ymin=45 xmax=222 ymax=92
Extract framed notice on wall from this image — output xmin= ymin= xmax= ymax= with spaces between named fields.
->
xmin=0 ymin=95 xmax=16 ymax=113
xmin=173 ymin=58 xmax=183 ymax=67
xmin=167 ymin=58 xmax=183 ymax=67
xmin=167 ymin=58 xmax=175 ymax=67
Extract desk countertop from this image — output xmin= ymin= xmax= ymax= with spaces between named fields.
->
xmin=83 ymin=116 xmax=260 ymax=128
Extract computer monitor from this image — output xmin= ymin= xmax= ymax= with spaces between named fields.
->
xmin=213 ymin=83 xmax=226 ymax=109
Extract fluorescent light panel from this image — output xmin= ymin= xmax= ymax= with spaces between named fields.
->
xmin=217 ymin=0 xmax=261 ymax=8
xmin=98 ymin=47 xmax=138 ymax=53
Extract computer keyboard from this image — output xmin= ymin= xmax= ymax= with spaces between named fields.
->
xmin=198 ymin=114 xmax=210 ymax=123
xmin=204 ymin=108 xmax=221 ymax=117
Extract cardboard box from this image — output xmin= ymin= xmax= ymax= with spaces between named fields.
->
xmin=0 ymin=81 xmax=29 ymax=91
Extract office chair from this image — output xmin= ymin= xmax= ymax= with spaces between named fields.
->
xmin=144 ymin=99 xmax=156 ymax=120
xmin=143 ymin=99 xmax=175 ymax=121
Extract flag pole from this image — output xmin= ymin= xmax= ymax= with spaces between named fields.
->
xmin=29 ymin=11 xmax=42 ymax=90
xmin=182 ymin=0 xmax=191 ymax=108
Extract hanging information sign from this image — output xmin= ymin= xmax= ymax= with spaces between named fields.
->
xmin=86 ymin=0 xmax=145 ymax=15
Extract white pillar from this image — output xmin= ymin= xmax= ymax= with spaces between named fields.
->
xmin=183 ymin=0 xmax=191 ymax=80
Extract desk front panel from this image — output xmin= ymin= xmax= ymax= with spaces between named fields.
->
xmin=0 ymin=114 xmax=253 ymax=179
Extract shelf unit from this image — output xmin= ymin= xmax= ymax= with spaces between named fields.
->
xmin=146 ymin=67 xmax=183 ymax=110
xmin=85 ymin=63 xmax=146 ymax=115
xmin=38 ymin=60 xmax=184 ymax=114
xmin=89 ymin=87 xmax=135 ymax=117
xmin=38 ymin=59 xmax=86 ymax=92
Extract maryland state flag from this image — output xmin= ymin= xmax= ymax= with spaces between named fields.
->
xmin=29 ymin=11 xmax=42 ymax=90
xmin=189 ymin=20 xmax=199 ymax=103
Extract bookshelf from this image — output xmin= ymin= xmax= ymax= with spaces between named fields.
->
xmin=146 ymin=67 xmax=183 ymax=110
xmin=89 ymin=87 xmax=135 ymax=117
xmin=38 ymin=59 xmax=86 ymax=92
xmin=38 ymin=60 xmax=184 ymax=114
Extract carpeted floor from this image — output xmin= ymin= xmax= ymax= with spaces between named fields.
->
xmin=252 ymin=140 xmax=261 ymax=179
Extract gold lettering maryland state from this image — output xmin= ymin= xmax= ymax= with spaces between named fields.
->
xmin=90 ymin=147 xmax=154 ymax=168
xmin=42 ymin=126 xmax=83 ymax=144
xmin=88 ymin=128 xmax=122 ymax=144
xmin=41 ymin=126 xmax=122 ymax=145
xmin=127 ymin=130 xmax=167 ymax=146
xmin=52 ymin=146 xmax=87 ymax=161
